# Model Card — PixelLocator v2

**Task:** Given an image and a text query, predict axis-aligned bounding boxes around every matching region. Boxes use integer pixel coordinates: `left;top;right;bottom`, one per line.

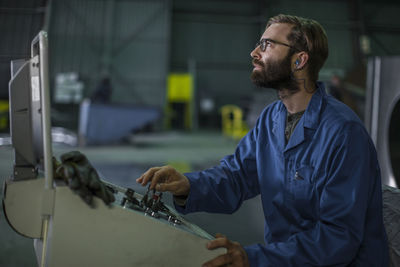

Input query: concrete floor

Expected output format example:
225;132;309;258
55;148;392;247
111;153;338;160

0;131;264;266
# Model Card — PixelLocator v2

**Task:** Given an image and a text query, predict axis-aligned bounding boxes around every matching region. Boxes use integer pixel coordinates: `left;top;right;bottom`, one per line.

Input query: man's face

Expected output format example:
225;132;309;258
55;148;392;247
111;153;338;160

250;23;299;92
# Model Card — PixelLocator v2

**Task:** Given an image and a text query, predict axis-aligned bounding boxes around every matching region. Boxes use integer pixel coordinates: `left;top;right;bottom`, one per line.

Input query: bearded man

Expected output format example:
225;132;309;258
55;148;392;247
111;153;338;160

137;14;389;266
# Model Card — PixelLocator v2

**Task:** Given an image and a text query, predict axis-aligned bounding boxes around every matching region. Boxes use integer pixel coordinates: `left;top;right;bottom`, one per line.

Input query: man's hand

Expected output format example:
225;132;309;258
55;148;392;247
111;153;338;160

136;166;190;196
203;234;249;267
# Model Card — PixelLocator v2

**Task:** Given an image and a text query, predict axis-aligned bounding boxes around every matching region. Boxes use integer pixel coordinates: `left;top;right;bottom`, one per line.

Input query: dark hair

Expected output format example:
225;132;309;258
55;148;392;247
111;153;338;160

266;14;329;82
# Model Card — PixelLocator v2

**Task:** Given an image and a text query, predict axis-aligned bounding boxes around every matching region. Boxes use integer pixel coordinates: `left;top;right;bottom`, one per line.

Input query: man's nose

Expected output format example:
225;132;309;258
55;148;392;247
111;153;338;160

250;47;260;59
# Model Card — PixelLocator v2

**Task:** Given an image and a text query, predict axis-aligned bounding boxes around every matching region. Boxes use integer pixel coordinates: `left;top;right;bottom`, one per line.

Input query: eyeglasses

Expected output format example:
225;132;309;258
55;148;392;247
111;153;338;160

255;38;297;52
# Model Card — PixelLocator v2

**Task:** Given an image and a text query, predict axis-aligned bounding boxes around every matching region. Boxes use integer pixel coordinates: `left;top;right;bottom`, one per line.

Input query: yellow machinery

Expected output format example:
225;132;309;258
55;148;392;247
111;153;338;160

166;73;193;130
0;100;9;130
221;105;249;140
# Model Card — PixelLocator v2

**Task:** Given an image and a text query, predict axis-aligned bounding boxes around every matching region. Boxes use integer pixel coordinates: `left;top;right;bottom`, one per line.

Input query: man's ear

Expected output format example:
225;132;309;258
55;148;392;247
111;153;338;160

293;52;309;70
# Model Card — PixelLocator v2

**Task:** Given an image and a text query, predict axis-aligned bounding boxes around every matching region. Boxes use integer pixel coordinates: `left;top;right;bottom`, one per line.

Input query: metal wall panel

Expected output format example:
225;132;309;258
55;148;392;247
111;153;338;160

49;0;170;108
112;0;169;107
0;0;46;99
171;0;259;117
363;3;400;55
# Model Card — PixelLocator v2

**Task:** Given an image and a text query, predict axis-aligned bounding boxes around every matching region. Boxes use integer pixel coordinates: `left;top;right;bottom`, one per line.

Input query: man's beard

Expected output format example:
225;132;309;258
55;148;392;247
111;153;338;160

250;52;300;96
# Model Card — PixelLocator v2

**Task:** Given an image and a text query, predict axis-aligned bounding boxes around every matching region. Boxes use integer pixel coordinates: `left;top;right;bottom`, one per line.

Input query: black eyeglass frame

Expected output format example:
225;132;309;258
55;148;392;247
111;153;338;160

255;38;299;52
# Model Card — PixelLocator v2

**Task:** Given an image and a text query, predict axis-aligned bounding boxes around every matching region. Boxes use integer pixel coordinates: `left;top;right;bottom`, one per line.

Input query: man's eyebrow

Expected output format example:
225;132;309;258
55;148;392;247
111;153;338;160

263;38;282;44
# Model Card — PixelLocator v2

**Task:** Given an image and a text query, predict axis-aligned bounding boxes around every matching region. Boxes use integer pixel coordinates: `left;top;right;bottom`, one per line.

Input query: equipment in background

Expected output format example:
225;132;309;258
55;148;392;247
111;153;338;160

220;104;249;140
365;56;400;188
165;73;194;130
3;31;224;267
0;100;8;131
78;99;161;145
54;72;84;104
90;77;112;104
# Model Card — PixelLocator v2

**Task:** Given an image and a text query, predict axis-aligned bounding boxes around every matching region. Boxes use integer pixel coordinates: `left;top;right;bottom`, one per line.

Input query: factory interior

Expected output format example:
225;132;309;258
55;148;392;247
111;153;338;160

1;0;400;266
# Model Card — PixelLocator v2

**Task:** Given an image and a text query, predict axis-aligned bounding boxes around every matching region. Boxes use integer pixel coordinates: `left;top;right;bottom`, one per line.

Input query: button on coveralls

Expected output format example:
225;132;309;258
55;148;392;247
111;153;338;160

175;83;389;266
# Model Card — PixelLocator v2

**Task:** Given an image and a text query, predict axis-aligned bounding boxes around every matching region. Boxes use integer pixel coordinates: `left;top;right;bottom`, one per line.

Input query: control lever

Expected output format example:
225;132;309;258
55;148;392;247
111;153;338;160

120;184;182;225
121;188;141;209
141;186;150;207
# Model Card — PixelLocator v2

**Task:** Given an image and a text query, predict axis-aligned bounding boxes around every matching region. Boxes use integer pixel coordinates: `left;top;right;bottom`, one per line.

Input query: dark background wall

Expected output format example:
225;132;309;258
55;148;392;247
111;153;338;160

0;0;48;99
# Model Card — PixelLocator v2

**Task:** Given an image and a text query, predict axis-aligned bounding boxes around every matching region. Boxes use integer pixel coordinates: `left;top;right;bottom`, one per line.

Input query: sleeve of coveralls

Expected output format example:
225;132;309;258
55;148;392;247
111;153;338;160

174;125;261;215
244;122;381;266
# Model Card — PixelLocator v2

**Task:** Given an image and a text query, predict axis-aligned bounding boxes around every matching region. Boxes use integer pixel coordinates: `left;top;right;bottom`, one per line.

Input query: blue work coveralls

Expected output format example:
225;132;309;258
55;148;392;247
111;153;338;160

175;83;389;266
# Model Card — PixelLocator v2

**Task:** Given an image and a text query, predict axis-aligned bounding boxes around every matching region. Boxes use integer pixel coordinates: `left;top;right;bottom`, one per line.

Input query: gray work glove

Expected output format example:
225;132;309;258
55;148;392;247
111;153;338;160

53;151;115;207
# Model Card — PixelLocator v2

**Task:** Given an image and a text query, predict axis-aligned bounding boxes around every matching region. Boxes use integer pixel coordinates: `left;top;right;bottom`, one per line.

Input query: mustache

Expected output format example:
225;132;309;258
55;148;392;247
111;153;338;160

252;59;264;67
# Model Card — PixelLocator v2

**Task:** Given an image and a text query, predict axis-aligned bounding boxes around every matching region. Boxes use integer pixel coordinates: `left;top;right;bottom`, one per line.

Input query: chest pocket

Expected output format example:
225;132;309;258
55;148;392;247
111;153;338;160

291;165;314;198
288;165;317;220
